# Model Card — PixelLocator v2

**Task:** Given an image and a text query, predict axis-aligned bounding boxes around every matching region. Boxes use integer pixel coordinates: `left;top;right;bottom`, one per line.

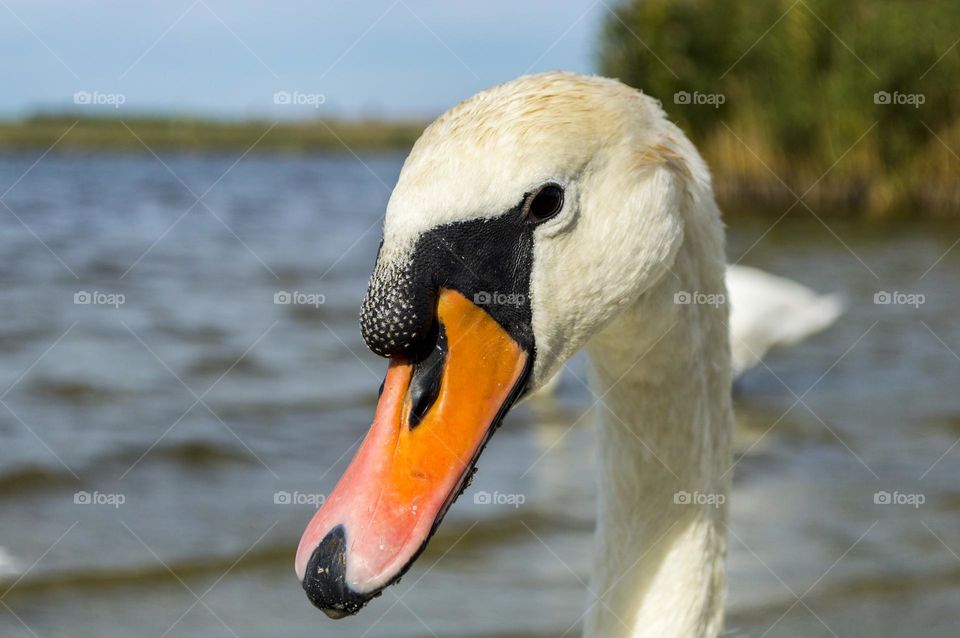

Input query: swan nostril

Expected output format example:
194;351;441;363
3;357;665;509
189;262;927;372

407;323;447;428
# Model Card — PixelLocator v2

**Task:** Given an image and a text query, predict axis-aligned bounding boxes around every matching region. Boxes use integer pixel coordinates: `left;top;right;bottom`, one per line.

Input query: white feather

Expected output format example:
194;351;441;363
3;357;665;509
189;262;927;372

535;264;845;395
726;265;844;376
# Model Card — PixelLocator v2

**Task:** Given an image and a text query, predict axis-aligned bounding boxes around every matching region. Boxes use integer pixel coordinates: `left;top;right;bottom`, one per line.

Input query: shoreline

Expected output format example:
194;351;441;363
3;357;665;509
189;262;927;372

2;116;957;218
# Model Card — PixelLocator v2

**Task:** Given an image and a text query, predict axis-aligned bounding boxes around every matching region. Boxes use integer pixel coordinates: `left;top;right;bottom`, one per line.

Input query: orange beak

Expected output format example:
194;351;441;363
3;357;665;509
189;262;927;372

295;289;530;617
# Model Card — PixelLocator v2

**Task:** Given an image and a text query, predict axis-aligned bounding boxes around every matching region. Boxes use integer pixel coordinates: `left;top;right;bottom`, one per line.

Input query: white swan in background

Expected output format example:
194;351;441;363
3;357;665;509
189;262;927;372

726;264;844;377
535;264;844;396
296;72;738;637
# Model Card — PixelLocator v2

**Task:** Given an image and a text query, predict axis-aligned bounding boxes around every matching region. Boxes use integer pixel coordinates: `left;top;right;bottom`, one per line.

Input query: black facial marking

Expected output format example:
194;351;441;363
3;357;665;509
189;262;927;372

407;323;446;428
360;202;535;361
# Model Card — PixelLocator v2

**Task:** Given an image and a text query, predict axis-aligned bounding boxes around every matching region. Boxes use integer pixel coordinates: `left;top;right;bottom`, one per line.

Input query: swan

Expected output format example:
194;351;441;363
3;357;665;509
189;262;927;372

296;72;734;637
534;264;844;395
726;264;844;377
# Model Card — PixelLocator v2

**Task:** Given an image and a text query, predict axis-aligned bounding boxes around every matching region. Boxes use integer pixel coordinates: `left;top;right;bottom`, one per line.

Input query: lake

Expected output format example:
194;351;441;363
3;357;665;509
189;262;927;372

0;151;958;637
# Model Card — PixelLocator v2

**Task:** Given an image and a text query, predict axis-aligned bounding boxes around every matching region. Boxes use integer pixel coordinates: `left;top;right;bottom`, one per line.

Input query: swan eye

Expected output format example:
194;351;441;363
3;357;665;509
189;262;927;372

523;184;564;223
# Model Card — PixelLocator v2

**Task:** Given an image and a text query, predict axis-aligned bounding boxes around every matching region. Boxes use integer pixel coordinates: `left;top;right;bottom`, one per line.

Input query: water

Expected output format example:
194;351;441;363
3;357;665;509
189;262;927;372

0;151;958;637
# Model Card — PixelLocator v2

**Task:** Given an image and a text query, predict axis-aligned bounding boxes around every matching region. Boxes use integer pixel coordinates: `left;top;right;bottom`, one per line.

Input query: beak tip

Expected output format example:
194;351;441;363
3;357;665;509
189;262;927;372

319;607;353;620
301;525;379;618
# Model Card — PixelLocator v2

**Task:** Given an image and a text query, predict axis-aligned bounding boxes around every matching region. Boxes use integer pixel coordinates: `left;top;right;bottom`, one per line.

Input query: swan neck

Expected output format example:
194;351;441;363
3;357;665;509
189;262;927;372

582;264;733;638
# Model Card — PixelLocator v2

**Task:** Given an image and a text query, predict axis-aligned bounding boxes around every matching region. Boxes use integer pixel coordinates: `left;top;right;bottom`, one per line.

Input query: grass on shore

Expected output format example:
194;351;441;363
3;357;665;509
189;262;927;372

3;103;959;219
0;115;426;154
601;0;960;217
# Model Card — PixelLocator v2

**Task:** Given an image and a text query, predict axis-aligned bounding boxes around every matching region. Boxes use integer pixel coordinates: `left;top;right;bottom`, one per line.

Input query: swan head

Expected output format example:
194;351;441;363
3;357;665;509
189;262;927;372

296;72;718;617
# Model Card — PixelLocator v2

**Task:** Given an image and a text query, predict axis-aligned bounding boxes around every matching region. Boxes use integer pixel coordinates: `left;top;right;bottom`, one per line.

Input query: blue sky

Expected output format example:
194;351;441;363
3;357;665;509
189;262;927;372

1;0;606;119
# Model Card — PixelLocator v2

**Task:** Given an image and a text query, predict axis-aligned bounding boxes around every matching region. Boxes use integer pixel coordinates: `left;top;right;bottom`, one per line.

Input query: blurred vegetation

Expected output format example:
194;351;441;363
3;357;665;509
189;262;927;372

600;0;960;217
0;115;425;154
4;2;958;217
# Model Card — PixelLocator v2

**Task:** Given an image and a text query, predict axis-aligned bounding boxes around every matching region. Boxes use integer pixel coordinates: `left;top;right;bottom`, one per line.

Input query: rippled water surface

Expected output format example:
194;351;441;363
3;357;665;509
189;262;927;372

0;151;958;637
